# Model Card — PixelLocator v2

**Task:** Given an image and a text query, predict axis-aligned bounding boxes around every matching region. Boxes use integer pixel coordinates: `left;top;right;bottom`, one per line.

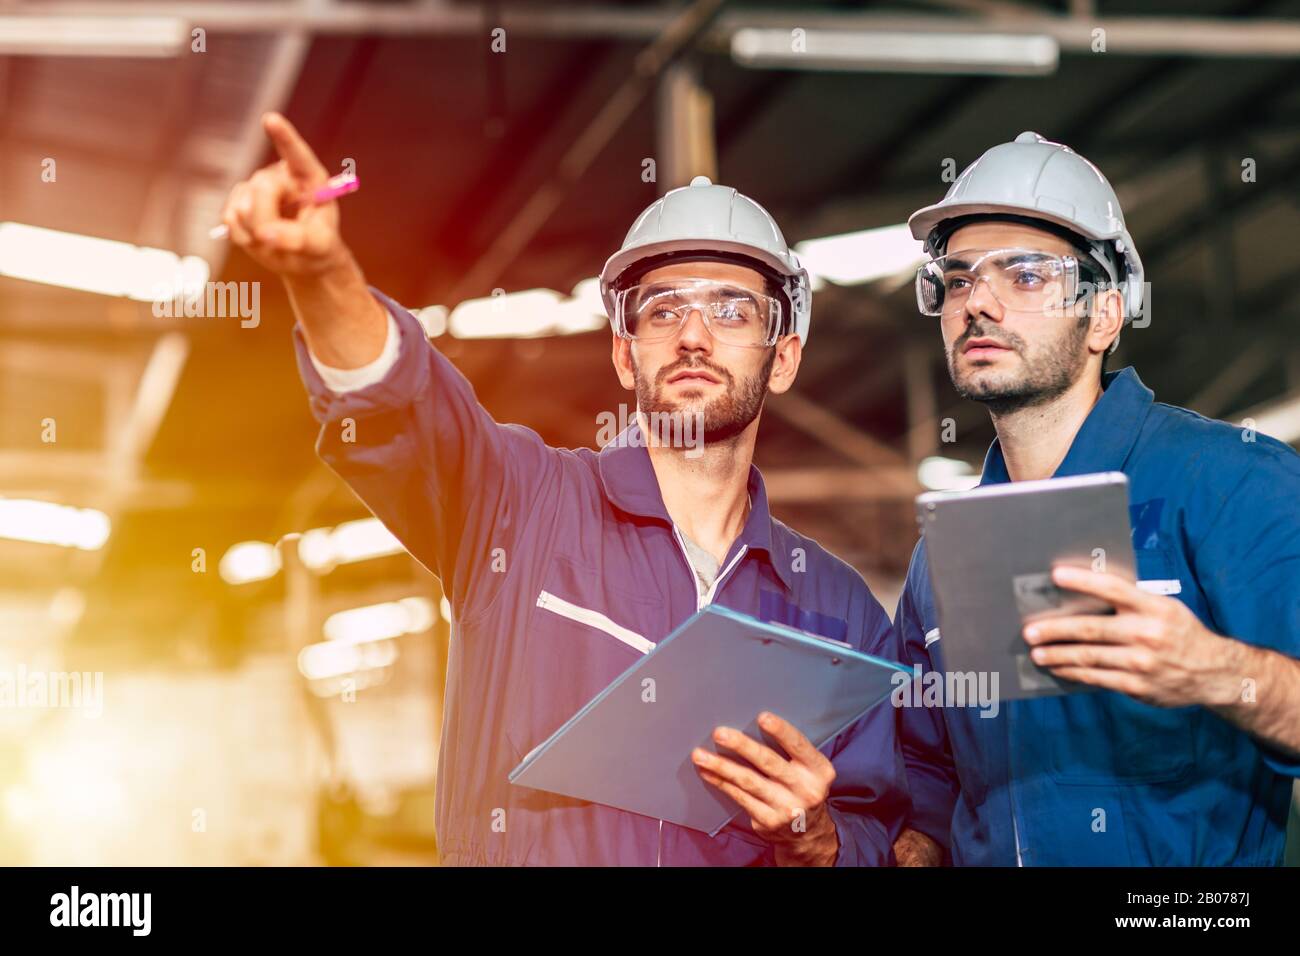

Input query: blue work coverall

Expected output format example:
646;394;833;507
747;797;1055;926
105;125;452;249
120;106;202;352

293;290;911;866
898;367;1300;865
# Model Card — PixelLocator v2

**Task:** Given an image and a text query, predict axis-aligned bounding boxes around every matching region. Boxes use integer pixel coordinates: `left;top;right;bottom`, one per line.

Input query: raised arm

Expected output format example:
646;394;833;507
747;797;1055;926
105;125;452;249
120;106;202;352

218;112;560;620
220;111;388;368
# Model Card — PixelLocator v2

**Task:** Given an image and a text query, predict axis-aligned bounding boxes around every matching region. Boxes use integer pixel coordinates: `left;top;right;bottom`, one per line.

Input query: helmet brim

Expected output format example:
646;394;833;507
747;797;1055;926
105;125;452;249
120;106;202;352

908;200;1123;246
600;238;802;293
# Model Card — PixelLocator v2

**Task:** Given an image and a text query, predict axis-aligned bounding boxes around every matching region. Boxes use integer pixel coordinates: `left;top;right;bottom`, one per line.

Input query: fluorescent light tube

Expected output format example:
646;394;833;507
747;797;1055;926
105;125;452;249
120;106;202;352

796;223;926;287
0;16;187;58
0;222;208;301
732;28;1059;76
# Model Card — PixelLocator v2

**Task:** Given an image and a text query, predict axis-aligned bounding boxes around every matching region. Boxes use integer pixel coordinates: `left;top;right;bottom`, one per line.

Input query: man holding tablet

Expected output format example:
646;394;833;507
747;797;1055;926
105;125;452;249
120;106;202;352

221;113;910;866
893;132;1300;866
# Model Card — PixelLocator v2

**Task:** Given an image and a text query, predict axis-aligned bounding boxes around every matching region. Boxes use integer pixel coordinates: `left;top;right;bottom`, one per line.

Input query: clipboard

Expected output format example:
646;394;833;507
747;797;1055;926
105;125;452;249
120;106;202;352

508;604;909;836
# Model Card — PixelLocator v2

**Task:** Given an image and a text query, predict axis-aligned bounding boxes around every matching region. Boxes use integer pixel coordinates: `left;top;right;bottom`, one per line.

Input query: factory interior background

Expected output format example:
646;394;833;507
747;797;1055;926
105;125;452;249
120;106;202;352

0;0;1298;865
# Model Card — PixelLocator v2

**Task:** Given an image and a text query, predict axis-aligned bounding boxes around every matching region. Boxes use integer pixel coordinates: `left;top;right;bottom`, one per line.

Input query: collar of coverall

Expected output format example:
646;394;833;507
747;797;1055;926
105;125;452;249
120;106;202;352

597;418;795;593
978;366;1155;487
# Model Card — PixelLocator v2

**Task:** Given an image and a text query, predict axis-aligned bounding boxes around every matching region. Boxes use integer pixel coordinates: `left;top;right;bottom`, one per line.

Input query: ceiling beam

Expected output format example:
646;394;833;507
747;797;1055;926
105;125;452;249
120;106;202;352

1141;142;1300;269
201;6;314;272
11;4;1300;58
419;40;615;302
442;0;728;303
1056;0;1287;152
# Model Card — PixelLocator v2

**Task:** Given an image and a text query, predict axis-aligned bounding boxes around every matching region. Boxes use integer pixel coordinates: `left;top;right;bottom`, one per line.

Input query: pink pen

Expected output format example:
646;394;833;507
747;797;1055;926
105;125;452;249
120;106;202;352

209;172;360;240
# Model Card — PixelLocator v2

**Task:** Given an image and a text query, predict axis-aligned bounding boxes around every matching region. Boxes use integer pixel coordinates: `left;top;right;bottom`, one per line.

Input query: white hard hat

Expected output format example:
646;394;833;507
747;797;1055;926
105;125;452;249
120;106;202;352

600;175;813;345
908;131;1144;322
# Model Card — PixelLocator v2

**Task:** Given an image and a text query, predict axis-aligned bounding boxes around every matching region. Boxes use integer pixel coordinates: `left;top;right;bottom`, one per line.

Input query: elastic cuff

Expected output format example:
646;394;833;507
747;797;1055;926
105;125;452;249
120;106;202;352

827;806;892;867
307;312;401;393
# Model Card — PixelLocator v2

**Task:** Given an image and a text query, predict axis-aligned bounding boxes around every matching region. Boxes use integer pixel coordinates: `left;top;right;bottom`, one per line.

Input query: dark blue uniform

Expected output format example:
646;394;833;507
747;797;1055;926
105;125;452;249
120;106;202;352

899;367;1300;865
294;290;911;865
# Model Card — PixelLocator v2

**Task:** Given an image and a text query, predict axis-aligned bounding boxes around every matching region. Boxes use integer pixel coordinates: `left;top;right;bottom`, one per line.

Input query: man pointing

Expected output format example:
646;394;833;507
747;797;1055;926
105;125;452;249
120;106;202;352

221;113;910;866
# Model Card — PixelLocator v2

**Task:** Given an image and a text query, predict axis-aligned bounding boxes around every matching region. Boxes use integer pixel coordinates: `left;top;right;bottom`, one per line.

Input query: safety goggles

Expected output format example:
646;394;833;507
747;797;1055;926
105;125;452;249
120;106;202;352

915;247;1099;318
612;278;784;348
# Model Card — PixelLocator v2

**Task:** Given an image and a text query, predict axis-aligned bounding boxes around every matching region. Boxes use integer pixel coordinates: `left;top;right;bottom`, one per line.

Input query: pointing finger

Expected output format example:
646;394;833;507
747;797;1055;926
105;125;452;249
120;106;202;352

263;111;327;182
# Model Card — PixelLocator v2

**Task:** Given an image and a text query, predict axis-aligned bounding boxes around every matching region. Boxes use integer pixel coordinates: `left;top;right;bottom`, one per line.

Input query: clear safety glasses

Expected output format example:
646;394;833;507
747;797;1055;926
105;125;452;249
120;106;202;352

915;247;1094;318
612;278;784;348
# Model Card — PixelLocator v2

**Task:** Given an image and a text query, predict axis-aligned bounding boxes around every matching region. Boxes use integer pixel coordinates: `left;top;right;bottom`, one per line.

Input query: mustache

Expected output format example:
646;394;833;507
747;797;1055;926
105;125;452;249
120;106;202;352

955;324;1022;353
655;356;734;387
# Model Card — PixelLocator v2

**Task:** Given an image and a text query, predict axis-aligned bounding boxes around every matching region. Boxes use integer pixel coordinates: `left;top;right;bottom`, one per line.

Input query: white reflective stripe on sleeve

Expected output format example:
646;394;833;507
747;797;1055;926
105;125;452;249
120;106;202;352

536;590;655;655
1136;579;1183;596
924;627;941;647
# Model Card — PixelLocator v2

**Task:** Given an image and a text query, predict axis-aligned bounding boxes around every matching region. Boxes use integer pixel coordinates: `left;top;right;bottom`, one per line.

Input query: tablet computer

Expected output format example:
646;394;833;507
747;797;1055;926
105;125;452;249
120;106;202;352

916;471;1135;700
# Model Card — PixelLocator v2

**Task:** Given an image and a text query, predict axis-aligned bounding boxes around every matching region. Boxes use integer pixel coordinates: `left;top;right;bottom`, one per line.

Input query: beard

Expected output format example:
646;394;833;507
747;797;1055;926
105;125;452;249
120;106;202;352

634;349;774;446
947;314;1091;415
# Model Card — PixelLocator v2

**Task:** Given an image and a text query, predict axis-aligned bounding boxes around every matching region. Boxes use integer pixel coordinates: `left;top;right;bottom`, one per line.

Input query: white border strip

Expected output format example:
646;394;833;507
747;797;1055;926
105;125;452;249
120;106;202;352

536;590;655;655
